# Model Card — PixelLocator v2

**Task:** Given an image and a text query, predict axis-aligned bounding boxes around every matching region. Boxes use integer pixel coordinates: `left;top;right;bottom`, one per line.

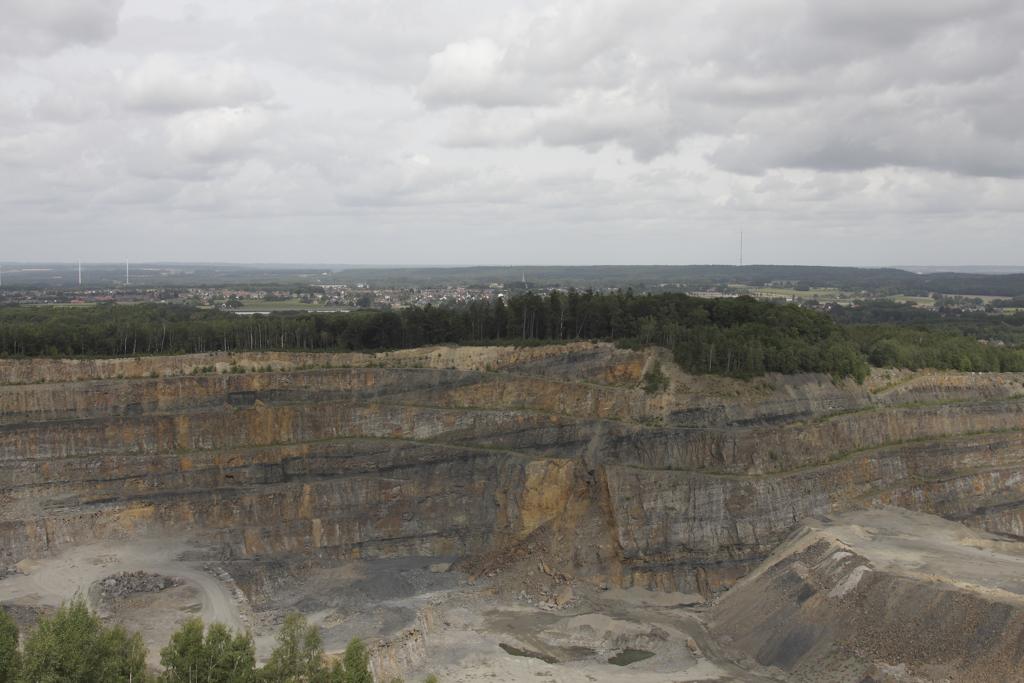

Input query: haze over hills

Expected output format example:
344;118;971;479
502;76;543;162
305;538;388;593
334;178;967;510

7;262;1024;297
896;266;1024;275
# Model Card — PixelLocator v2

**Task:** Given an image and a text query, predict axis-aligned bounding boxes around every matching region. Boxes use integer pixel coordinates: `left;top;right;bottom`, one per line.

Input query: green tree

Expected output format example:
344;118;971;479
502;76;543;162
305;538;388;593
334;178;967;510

326;660;345;683
642;361;669;394
161;618;204;681
161;618;256;683
205;623;257;683
0;608;19;683
19;596;146;683
340;639;372;683
260;614;325;683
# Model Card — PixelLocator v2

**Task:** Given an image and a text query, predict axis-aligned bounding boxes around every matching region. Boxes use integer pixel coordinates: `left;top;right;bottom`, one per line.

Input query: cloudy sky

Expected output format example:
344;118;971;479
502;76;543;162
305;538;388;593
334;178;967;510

1;0;1022;265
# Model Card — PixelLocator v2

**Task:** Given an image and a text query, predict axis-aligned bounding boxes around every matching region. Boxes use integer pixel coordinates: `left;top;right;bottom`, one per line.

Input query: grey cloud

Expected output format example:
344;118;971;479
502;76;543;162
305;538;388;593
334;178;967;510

418;1;665;109
122;56;274;113
711;90;1024;179
34;89;111;123
440;110;536;148
417;0;1024;173
3;0;1024;265
534;101;687;162
33;75;117;123
0;0;124;55
805;0;1013;47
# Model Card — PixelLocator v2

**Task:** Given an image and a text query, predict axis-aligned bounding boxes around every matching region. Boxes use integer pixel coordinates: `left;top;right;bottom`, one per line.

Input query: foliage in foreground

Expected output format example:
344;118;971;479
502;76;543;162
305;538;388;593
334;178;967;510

0;608;19;683
160;618;256;682
14;596;147;683
0;603;436;683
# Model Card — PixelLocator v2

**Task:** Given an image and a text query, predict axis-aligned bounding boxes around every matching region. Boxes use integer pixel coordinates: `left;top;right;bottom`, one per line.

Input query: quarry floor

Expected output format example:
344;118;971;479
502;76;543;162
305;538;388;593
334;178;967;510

0;535;776;681
7;507;1024;680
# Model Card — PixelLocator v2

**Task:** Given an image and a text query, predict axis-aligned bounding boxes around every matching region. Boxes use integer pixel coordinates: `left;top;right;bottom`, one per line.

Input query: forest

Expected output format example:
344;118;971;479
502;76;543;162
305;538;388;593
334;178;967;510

2;291;1024;379
0;598;430;683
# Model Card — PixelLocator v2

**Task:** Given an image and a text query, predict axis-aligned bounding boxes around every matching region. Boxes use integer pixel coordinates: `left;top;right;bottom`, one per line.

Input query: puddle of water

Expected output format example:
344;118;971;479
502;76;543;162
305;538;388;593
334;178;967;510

608;648;655;666
499;642;559;664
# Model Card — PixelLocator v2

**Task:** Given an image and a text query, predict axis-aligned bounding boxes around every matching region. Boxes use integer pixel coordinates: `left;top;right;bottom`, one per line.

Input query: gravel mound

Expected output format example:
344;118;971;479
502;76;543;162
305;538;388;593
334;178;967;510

99;571;178;599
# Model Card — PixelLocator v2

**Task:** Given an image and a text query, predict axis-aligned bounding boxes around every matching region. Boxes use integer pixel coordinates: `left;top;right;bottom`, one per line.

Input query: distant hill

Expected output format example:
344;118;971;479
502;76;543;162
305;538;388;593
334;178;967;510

330;265;1024;297
6;262;1024;297
895;266;1024;275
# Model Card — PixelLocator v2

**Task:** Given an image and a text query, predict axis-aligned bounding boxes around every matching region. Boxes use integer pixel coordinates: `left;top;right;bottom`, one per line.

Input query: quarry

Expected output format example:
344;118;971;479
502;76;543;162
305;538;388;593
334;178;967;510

4;342;1024;681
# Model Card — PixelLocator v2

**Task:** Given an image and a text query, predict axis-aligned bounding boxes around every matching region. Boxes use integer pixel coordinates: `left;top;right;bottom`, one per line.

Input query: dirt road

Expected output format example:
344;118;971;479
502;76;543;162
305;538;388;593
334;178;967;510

1;537;244;662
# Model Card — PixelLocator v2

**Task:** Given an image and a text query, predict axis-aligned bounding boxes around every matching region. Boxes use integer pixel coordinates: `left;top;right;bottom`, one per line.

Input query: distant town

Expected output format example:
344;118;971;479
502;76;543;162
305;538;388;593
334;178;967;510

0;263;1018;315
0;280;1002;316
0;281;532;312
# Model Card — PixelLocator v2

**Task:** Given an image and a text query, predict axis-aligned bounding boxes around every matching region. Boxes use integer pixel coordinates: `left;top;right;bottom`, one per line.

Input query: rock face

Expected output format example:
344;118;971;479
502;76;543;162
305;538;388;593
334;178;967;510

710;508;1024;682
2;343;1024;594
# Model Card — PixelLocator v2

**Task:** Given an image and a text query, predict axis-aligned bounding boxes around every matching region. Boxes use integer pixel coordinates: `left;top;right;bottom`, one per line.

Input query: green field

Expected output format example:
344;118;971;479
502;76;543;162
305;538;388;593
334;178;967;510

887;295;936;308
728;285;850;301
725;285;944;310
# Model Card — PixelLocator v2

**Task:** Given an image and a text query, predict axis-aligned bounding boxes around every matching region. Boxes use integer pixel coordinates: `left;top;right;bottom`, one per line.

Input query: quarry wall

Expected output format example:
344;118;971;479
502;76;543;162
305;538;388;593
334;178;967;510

3;344;1024;594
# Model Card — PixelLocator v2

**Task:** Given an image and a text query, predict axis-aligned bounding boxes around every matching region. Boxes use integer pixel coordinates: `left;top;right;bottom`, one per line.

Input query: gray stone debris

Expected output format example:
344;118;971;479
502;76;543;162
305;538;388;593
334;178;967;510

99;571;177;599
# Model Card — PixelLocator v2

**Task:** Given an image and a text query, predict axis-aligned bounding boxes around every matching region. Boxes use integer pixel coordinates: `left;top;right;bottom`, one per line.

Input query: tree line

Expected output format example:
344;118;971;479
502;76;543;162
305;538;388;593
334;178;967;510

4;292;1024;379
0;599;434;683
845;325;1024;373
827;300;1024;372
829;300;1024;345
0;293;868;379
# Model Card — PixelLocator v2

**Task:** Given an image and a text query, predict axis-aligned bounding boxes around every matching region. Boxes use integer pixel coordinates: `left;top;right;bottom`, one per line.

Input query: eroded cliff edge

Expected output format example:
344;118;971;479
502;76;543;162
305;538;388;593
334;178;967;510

2;343;1024;597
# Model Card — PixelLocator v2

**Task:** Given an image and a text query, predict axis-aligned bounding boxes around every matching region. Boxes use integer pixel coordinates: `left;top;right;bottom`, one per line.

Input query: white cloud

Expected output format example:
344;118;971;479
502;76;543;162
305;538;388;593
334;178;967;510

418;39;532;107
166;106;269;161
123;55;273;113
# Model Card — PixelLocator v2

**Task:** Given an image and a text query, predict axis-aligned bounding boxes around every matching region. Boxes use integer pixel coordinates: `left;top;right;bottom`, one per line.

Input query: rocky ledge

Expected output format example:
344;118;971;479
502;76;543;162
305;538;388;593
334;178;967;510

1;343;1024;596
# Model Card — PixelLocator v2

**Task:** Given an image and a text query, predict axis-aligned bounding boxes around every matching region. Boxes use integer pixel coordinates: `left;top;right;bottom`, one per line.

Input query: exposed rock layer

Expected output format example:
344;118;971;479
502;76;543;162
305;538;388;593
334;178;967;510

2;344;1024;593
710;508;1024;682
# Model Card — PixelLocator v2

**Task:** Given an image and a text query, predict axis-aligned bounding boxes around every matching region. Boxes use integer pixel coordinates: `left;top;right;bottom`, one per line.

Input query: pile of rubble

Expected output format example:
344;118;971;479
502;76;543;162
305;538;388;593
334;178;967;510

504;561;577;610
460;526;581;609
99;571;177;599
